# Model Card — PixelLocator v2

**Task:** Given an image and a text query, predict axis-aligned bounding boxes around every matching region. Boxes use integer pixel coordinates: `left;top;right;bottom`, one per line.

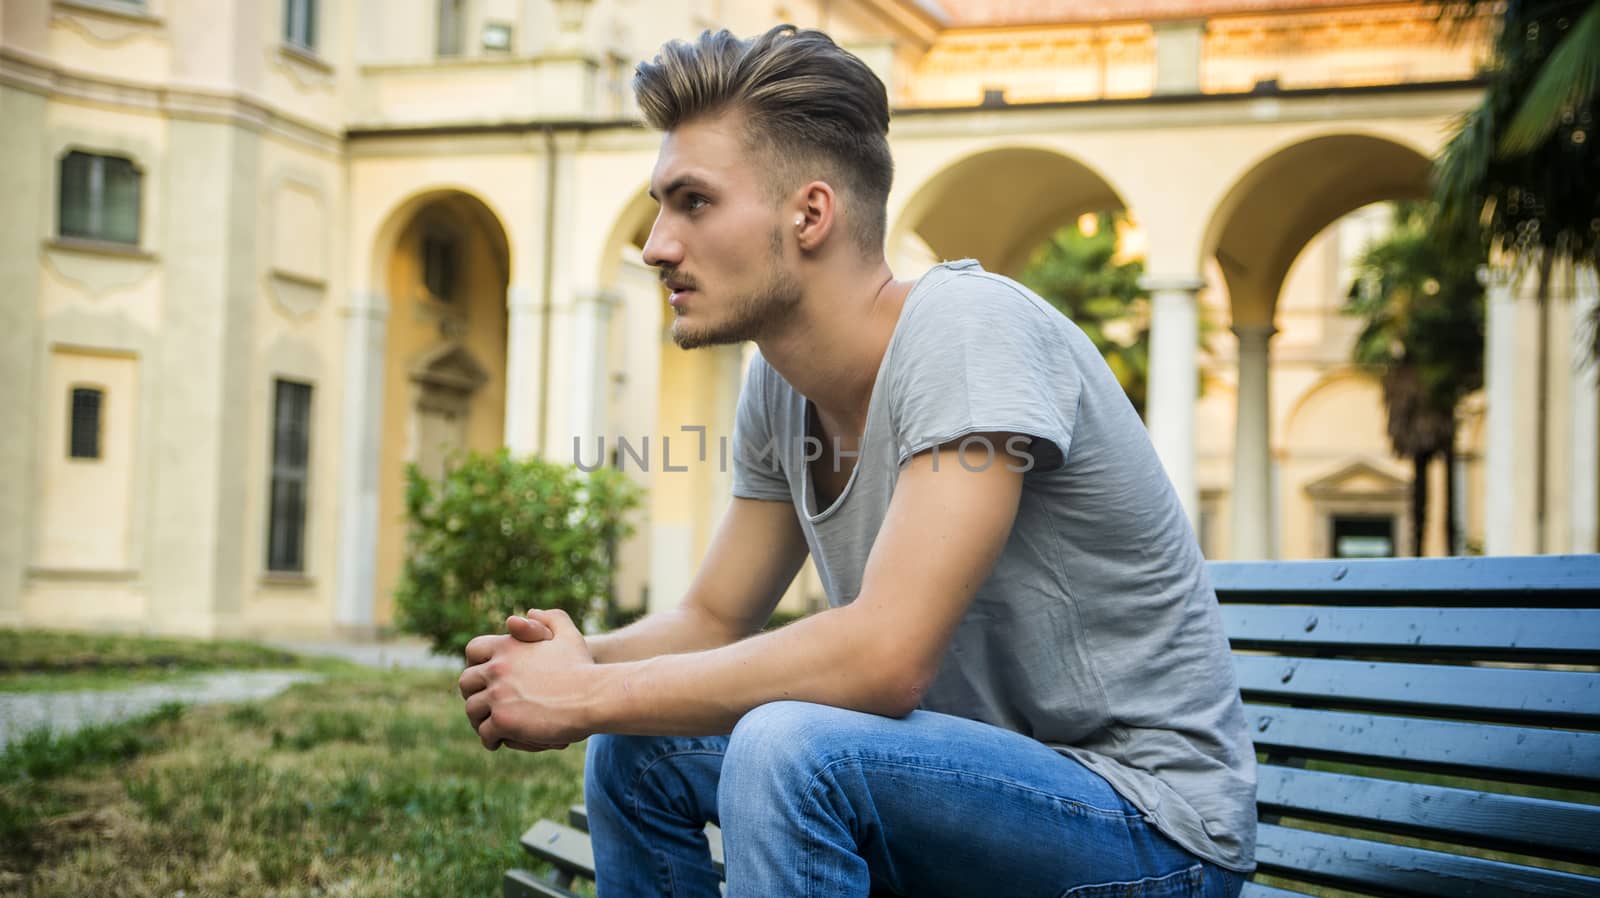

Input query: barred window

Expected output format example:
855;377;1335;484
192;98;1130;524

69;387;103;460
59;151;141;246
267;379;313;573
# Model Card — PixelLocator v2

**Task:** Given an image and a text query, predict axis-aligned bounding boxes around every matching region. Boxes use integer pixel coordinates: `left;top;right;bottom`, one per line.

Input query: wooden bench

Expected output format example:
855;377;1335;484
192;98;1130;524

504;554;1600;898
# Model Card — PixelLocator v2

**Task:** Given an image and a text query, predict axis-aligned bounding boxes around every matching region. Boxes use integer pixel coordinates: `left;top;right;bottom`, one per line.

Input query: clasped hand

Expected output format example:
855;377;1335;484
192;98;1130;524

458;608;594;752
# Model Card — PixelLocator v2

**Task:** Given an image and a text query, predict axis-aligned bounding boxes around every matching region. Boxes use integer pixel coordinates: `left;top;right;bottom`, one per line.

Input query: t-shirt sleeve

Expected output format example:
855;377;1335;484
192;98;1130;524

889;273;1081;473
731;355;794;501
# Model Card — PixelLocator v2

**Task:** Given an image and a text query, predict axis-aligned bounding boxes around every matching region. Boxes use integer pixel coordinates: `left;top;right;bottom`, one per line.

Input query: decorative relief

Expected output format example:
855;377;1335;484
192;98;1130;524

51;1;165;45
43;241;157;296
267;270;326;320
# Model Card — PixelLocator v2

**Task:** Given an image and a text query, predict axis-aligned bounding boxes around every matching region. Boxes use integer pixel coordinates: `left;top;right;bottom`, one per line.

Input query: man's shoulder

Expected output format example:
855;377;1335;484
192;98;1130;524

907;260;1059;330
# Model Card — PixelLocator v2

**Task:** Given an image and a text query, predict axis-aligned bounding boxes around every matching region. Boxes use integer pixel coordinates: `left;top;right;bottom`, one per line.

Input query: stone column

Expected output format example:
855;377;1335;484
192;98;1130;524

1230;323;1277;559
335;290;387;632
567;288;621;461
1483;264;1539;555
504;285;540;455
1571;266;1599;553
1141;275;1205;525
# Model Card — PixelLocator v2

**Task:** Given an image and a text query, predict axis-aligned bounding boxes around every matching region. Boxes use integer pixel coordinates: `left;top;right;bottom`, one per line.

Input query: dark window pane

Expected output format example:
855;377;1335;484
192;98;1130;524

58;152;92;239
101;156;141;245
69;388;103;460
58;151;140;245
423;232;457;300
437;0;462;55
1332;515;1395;559
268;380;312;572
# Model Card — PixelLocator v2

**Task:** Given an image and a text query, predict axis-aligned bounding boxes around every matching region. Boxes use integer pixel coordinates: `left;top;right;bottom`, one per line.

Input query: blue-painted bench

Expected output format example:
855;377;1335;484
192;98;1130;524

504;555;1600;898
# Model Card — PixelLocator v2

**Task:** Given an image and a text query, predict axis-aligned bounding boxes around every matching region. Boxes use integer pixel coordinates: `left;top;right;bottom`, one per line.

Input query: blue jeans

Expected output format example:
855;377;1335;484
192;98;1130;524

584;701;1245;898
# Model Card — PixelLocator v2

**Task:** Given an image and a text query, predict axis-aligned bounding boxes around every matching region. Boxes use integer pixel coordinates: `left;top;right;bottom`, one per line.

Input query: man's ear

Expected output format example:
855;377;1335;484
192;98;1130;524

793;180;838;251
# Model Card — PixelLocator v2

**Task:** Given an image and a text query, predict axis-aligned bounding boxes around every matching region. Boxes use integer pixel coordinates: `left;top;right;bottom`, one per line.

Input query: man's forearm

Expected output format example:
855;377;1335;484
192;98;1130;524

586;603;750;664
582;603;925;737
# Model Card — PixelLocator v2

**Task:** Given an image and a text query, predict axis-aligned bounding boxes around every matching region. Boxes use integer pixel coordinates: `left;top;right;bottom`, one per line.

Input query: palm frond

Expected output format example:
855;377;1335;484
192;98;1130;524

1498;2;1600;157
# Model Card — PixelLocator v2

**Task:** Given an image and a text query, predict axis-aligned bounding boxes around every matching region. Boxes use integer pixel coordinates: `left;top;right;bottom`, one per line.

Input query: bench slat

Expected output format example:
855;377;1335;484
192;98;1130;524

1234;655;1600;722
1245;705;1600;785
1256;765;1600;862
520;820;595;880
1239;883;1315;898
503;868;581;898
1256;823;1600;898
1211;555;1600;597
1222;606;1600;657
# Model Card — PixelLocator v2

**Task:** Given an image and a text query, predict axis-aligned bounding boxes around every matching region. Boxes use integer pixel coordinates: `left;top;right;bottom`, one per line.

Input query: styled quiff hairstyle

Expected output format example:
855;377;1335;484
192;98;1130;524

633;25;894;256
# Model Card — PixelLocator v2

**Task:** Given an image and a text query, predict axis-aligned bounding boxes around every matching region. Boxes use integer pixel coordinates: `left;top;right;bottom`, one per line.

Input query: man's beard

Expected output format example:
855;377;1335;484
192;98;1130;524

671;227;800;350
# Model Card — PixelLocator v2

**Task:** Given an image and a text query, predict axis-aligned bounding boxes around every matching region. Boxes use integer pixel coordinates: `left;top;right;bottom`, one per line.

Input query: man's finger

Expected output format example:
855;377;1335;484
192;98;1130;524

459;664;489;700
477;715;504;751
507;615;554;643
464;689;492;728
465;633;505;665
526;607;582;640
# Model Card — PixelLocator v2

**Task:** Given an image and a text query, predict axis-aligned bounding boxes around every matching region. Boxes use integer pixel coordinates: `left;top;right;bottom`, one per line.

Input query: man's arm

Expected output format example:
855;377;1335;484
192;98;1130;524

462;435;1025;747
585;497;811;663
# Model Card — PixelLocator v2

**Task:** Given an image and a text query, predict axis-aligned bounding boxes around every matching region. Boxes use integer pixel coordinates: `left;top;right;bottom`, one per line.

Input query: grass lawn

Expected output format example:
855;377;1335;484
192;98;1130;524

0;655;586;896
0;629;356;692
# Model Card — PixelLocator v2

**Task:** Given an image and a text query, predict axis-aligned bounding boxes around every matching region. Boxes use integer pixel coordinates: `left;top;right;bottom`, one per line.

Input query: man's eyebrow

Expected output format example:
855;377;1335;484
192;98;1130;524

647;174;712;202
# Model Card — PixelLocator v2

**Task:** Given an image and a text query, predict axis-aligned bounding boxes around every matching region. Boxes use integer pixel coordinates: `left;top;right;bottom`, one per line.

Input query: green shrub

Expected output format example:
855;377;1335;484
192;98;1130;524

395;449;640;656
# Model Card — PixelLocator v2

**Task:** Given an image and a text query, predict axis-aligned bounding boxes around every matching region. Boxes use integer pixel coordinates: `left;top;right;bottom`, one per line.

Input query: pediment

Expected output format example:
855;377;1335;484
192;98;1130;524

409;342;488;394
1304;460;1409;499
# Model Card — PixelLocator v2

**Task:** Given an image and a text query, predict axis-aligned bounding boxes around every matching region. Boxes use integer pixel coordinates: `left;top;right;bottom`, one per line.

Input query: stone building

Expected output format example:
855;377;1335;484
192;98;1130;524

1;0;1593;638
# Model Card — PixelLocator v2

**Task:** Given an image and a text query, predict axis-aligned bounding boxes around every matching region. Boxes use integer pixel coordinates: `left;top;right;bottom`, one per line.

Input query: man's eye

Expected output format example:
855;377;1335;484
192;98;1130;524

685;194;709;211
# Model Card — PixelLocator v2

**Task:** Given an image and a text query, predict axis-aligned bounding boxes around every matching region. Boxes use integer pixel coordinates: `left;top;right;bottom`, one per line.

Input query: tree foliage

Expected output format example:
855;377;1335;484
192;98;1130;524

1018;212;1156;415
395;449;641;656
1434;1;1600;286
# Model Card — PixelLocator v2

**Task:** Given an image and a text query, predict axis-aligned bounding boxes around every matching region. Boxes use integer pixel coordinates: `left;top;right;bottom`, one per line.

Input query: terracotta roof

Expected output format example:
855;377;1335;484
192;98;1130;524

927;0;1403;26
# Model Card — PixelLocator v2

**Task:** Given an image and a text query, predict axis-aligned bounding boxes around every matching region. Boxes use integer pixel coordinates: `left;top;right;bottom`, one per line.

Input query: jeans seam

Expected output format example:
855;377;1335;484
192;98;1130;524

801;752;1141;822
628;747;725;898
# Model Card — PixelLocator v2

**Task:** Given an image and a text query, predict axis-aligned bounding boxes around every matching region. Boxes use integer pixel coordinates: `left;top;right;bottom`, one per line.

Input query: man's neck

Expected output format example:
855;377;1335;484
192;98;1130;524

755;258;915;437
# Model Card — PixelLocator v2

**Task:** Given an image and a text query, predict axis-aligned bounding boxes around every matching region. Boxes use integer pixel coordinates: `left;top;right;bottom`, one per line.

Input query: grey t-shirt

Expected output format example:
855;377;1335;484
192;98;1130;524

730;259;1257;872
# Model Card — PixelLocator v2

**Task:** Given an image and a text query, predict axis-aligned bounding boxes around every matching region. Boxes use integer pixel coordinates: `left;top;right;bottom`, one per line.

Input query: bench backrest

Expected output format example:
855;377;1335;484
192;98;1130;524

1210;555;1600;898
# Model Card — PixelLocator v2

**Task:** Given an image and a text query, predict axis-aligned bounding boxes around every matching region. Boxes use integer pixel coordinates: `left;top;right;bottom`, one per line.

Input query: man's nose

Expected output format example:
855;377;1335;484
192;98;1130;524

641;212;681;269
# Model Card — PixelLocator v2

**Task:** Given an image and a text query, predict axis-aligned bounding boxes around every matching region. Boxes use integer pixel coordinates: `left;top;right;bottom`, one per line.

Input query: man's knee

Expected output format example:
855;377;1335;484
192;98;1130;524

584;733;654;802
723;701;861;794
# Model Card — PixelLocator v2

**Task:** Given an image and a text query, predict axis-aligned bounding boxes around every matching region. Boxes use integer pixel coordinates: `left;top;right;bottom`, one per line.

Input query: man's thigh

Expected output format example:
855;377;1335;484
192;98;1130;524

720;702;1238;898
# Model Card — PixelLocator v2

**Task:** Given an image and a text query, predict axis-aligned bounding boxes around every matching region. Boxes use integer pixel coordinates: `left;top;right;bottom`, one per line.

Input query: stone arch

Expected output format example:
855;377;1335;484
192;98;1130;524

1200;132;1432;328
369;188;511;624
888;144;1129;278
1283;367;1391;452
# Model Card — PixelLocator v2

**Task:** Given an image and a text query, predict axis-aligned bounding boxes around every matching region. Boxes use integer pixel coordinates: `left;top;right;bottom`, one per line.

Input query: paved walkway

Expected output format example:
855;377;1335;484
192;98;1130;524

0;670;320;751
0;638;461;752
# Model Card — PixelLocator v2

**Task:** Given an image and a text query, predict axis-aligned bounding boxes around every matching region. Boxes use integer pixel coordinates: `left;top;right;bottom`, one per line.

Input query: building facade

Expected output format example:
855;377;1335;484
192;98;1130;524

2;0;1593;638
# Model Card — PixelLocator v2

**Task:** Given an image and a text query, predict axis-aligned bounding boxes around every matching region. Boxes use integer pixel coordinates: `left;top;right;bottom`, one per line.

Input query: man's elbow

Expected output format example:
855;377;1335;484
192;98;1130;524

863;664;934;719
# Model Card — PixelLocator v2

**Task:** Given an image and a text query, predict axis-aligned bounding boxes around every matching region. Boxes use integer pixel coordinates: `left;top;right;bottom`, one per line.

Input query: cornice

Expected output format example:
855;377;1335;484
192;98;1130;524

0;46;343;156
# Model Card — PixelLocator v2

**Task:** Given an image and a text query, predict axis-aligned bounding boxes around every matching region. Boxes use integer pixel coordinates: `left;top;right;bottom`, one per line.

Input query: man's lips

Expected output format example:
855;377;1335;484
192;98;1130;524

665;283;696;306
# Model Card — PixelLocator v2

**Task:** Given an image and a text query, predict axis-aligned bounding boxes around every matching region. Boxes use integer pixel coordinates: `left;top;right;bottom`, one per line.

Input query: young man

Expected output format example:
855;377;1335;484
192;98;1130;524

459;25;1255;898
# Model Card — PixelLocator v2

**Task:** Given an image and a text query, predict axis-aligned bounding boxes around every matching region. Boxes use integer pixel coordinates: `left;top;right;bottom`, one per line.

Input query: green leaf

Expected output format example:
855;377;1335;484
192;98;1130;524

1498;2;1600;157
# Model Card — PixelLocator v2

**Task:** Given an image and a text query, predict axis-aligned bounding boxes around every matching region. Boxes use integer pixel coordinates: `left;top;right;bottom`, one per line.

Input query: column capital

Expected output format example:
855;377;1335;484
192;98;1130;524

1476;264;1518;290
1230;322;1278;342
1139;275;1206;294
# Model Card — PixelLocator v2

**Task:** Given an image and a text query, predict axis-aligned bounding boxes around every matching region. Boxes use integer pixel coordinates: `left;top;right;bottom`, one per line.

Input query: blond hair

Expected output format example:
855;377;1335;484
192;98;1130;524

634;25;893;255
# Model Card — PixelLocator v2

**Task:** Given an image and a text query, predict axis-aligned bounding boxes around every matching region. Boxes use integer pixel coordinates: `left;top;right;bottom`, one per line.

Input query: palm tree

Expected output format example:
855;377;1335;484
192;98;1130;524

1346;202;1487;555
1435;0;1599;309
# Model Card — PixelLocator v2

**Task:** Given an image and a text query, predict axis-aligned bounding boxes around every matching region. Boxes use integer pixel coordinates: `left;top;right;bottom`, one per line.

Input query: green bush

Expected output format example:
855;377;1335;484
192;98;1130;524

395;449;640;656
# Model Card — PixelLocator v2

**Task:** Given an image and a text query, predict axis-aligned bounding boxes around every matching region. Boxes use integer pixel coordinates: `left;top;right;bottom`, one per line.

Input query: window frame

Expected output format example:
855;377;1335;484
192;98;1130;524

57;150;142;247
266;378;314;574
67;385;105;461
282;0;317;53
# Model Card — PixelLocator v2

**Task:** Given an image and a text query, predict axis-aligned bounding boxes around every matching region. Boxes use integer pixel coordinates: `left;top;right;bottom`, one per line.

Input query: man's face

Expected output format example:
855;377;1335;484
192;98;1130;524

643;111;801;349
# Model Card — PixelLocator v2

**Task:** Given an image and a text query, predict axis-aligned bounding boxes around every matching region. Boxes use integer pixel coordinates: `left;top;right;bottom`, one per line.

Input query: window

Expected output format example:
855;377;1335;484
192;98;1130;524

1331;515;1396;558
423;231;458;301
58;151;141;245
437;0;463;56
267;379;312;573
68;387;104;460
283;0;317;52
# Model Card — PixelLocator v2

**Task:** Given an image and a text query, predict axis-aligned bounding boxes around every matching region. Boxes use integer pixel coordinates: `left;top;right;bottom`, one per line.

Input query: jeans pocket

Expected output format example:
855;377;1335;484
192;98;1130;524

1058;862;1203;898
